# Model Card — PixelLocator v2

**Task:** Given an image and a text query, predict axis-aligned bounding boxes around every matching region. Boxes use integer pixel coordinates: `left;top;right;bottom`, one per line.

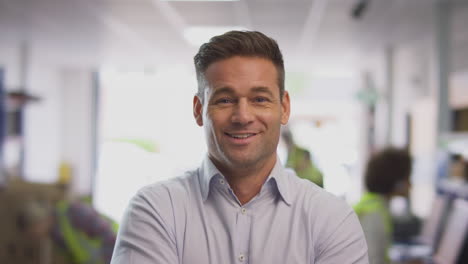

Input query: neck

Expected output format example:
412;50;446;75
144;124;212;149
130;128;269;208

213;156;277;205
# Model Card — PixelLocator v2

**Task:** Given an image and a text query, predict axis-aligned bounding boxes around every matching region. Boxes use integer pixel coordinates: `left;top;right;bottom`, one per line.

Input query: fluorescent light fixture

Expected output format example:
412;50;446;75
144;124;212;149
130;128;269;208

183;26;248;46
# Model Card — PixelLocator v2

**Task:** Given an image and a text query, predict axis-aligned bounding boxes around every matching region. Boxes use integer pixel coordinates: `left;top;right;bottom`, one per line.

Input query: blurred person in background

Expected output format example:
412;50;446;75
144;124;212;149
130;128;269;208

354;147;412;264
449;154;468;183
282;127;323;187
111;30;368;263
19;179;118;264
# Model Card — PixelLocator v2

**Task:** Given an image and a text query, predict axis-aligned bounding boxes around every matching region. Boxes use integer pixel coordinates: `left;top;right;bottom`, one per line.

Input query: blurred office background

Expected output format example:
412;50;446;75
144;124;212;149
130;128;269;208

1;0;468;263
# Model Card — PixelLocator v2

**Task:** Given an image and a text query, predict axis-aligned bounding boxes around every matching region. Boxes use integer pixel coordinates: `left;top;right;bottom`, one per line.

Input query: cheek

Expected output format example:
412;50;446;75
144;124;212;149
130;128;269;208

258;110;282;125
205;112;225;135
207;109;230;124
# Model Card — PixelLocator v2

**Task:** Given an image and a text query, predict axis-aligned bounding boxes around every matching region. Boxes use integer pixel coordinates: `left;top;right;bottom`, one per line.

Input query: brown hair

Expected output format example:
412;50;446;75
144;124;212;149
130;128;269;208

365;147;412;195
193;30;285;102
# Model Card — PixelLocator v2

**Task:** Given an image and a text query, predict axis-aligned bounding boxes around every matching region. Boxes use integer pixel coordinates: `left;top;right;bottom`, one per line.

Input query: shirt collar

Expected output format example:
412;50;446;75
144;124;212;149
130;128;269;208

199;155;223;202
198;155;292;205
267;157;292;205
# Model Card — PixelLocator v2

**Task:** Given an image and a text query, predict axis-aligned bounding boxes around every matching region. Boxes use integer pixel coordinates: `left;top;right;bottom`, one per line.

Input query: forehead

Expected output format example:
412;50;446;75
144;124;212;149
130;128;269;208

203;56;279;95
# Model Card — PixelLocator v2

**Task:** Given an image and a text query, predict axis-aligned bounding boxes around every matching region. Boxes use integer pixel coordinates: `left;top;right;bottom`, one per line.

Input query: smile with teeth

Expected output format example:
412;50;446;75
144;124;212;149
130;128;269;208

226;133;257;139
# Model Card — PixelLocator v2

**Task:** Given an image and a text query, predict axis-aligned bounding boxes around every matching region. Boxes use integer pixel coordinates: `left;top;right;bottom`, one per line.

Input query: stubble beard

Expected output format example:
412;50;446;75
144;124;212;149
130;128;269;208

210;139;278;175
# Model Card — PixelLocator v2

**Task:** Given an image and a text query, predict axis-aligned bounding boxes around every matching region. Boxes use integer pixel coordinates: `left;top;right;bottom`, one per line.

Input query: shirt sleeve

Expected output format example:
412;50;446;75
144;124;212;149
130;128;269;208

111;187;179;264
315;205;369;264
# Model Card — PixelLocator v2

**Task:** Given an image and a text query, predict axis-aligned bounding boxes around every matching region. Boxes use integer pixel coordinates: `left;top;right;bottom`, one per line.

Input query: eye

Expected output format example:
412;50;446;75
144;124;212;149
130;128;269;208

254;97;269;103
215;98;234;104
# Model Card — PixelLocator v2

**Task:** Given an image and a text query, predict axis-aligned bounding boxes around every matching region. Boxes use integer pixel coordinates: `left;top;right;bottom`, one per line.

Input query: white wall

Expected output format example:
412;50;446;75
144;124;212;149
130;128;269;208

59;69;95;196
24;67;93;195
24;67;95;196
394;34;441;146
23;65;62;183
0;43;95;195
0;43;21;90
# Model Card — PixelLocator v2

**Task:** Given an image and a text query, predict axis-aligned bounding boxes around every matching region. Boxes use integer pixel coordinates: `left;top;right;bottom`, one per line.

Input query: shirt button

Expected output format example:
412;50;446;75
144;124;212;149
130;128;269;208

241;208;247;214
220;179;225;184
238;254;245;262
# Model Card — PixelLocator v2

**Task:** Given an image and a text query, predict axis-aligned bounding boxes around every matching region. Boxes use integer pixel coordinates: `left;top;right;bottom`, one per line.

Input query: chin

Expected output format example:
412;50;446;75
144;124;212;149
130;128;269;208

228;152;274;168
221;153;253;167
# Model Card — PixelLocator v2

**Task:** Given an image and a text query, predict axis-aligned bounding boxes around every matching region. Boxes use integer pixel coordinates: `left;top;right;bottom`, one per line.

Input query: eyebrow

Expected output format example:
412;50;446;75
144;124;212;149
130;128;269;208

211;86;275;98
211;87;235;98
251;86;275;97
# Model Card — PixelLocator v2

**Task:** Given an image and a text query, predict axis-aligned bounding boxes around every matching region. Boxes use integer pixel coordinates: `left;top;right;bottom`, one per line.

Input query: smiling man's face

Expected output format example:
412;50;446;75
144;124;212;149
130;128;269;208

193;56;290;172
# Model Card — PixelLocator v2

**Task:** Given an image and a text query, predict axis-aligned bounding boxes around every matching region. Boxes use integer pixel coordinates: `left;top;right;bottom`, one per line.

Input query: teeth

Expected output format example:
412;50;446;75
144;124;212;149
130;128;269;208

229;133;254;139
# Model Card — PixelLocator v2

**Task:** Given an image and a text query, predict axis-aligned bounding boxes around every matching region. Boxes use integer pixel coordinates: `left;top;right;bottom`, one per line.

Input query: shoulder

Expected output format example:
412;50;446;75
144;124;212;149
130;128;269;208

123;169;200;226
119;170;199;239
287;176;368;262
287;170;353;217
132;169;199;212
113;171;199;263
287;171;364;246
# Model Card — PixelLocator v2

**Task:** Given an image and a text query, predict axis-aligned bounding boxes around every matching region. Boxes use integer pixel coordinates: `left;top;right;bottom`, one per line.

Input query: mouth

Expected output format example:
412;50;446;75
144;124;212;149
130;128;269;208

224;132;257;139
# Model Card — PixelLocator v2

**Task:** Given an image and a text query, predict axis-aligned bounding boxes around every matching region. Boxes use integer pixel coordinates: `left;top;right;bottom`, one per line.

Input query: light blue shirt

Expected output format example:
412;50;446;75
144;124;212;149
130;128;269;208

111;156;368;264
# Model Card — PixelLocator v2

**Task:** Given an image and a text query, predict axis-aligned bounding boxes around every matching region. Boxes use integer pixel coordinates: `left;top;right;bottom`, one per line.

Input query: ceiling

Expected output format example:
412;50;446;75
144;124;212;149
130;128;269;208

0;0;467;74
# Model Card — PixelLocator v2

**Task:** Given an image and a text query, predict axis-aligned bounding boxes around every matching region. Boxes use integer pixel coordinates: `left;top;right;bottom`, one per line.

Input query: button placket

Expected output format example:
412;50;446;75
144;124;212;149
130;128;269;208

235;205;250;264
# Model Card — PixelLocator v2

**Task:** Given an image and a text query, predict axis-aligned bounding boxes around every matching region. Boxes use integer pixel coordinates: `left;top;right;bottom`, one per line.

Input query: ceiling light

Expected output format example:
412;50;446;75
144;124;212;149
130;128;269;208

183;26;248;46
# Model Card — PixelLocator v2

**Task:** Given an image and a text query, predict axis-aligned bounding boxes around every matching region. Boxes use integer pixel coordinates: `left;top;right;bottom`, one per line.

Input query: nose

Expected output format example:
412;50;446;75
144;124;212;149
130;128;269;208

231;98;254;125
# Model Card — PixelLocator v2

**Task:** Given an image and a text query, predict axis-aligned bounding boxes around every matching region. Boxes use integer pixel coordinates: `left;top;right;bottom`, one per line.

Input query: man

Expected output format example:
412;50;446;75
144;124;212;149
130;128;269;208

111;31;368;263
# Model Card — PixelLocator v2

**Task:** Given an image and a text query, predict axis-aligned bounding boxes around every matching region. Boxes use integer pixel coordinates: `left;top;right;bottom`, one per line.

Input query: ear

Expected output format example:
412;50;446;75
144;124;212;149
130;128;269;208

280;91;291;125
193;95;204;126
